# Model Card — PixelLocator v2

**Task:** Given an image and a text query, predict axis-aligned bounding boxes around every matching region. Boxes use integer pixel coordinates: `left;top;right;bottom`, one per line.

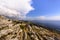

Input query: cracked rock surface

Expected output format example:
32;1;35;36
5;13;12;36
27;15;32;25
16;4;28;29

0;16;60;40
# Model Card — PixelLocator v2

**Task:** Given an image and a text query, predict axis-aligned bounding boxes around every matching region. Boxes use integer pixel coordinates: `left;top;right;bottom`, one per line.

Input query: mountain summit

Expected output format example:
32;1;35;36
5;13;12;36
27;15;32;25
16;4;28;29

0;15;60;40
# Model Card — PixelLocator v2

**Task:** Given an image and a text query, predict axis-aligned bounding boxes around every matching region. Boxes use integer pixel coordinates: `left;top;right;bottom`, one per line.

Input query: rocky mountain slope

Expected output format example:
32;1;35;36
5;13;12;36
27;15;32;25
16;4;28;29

0;15;60;40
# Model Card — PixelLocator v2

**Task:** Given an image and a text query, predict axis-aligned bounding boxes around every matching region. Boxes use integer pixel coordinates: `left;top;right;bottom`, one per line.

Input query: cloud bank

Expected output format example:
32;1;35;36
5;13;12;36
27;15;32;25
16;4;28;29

36;16;60;20
0;0;34;19
22;16;60;20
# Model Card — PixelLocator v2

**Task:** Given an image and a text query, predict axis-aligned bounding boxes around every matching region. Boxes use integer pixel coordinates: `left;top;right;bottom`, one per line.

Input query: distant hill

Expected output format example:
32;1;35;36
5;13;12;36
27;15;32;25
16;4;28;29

0;15;60;40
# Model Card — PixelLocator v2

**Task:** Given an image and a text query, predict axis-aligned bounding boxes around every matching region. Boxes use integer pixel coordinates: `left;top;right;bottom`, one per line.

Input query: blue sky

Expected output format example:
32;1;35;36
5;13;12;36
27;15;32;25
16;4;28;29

27;0;60;17
0;0;60;20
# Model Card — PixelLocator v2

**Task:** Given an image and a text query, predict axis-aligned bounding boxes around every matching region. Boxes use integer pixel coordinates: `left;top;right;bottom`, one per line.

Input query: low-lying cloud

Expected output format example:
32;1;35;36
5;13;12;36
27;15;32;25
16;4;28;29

36;16;60;20
0;0;34;19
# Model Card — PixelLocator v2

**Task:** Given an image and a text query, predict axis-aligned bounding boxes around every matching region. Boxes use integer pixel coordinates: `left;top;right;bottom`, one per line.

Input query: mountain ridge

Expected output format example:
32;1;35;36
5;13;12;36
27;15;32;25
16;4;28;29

0;15;60;40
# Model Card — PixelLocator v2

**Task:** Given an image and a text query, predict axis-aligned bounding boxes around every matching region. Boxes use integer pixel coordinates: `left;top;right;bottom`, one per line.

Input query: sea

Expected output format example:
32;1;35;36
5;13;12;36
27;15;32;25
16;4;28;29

31;20;60;31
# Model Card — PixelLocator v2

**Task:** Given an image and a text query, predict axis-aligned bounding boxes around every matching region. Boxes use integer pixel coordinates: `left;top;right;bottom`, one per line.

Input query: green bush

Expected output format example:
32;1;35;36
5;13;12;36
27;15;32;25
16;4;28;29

20;25;25;29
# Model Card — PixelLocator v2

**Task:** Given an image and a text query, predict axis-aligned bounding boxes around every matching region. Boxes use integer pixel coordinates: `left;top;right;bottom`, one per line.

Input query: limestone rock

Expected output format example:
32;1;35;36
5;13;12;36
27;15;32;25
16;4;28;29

0;15;60;40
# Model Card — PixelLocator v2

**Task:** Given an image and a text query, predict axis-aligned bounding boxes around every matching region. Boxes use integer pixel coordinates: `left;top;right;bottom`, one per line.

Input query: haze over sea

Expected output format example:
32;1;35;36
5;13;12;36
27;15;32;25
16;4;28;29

31;20;60;31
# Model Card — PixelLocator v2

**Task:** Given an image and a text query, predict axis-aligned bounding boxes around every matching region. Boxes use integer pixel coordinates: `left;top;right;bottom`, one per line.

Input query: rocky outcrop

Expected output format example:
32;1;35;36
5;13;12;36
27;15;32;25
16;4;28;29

0;16;60;40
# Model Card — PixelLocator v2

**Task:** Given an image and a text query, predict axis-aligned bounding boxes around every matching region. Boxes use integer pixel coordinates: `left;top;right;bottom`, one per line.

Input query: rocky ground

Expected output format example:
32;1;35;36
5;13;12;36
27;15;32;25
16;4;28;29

0;15;60;40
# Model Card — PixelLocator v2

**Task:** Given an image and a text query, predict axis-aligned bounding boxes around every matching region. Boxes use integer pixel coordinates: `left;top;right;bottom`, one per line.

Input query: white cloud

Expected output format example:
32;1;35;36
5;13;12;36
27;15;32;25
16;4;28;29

36;16;60;20
0;0;34;19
